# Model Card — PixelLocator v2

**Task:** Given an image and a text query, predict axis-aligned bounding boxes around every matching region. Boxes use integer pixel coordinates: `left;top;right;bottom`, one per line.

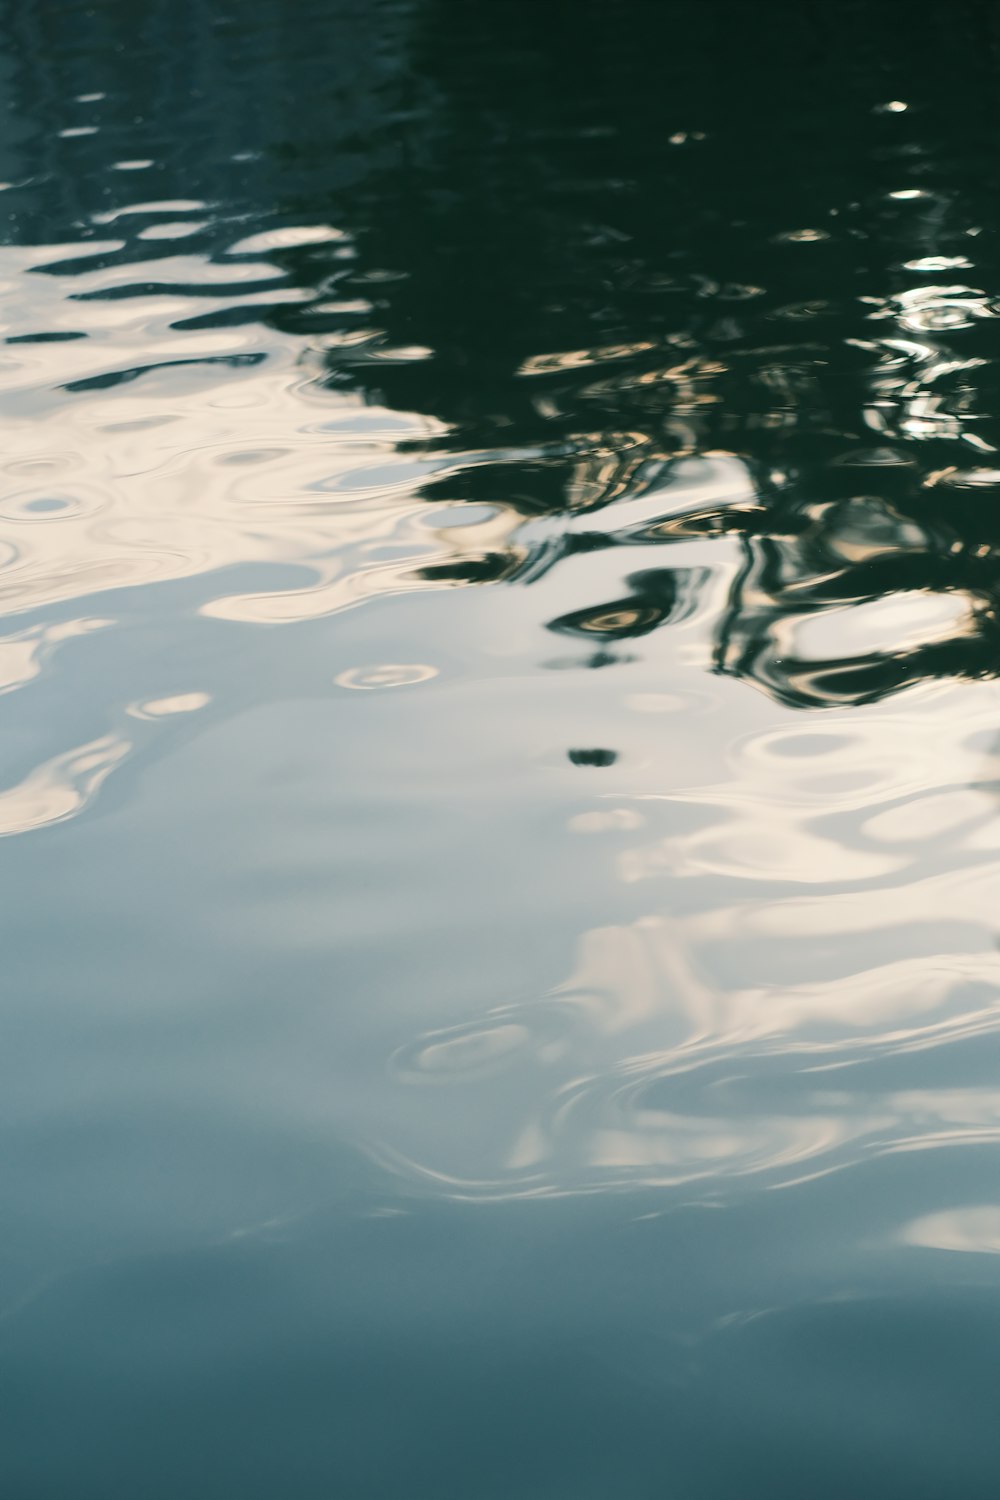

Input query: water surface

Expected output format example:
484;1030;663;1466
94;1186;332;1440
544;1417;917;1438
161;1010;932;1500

3;2;1000;1495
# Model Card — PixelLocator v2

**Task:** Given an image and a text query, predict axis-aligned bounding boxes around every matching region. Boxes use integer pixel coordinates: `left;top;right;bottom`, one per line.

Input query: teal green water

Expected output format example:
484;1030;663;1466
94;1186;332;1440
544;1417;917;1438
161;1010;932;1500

3;1;1000;1494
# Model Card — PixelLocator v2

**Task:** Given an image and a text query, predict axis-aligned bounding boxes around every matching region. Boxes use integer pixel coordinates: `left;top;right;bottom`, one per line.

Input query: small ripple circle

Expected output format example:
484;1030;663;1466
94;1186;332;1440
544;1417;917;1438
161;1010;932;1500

336;663;438;691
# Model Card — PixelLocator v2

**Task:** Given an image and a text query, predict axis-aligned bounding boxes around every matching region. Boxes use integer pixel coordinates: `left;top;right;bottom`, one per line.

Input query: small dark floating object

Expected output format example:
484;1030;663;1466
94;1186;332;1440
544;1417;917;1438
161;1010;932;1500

568;748;617;767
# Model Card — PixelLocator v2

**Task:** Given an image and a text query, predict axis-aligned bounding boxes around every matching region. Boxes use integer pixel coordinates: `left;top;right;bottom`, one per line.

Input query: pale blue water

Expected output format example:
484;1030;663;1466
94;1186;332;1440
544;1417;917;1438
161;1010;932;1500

3;2;1000;1495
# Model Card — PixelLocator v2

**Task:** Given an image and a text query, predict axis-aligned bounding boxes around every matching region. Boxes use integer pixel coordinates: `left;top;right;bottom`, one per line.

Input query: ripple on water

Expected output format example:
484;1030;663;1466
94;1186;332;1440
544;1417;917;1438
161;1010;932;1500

0;486;108;523
126;692;210;719
7;9;1000;1498
0;734;130;838
335;664;438;690
358;684;1000;1201
1;43;1000;1255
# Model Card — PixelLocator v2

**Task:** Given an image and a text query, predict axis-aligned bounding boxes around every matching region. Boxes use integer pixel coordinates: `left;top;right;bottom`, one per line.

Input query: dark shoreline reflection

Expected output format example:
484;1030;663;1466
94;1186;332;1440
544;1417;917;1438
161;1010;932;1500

2;0;1000;706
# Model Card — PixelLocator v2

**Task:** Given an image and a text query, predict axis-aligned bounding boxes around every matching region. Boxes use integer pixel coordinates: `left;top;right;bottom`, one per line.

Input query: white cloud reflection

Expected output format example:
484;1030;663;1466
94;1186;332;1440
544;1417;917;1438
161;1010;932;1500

902;1205;1000;1253
363;681;1000;1203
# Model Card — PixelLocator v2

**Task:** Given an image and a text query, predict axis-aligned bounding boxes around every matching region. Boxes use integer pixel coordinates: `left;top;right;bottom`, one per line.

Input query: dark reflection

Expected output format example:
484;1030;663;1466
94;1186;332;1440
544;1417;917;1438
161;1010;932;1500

567;748;617;767
715;481;1000;707
4;0;1000;705
551;573;684;642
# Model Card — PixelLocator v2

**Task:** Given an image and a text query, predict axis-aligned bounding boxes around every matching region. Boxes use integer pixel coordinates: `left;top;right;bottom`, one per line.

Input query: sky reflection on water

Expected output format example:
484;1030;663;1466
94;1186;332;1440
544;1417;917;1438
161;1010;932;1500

4;2;1000;1496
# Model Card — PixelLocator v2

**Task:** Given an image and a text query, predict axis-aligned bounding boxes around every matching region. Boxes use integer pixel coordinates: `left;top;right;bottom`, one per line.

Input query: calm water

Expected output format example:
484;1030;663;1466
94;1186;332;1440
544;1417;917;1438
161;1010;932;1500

3;1;1000;1494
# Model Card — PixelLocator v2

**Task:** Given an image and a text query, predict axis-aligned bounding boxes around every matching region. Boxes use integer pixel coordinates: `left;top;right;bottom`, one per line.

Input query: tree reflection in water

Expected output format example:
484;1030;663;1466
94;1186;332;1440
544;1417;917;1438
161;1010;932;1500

5;0;1000;708
314;0;1000;712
